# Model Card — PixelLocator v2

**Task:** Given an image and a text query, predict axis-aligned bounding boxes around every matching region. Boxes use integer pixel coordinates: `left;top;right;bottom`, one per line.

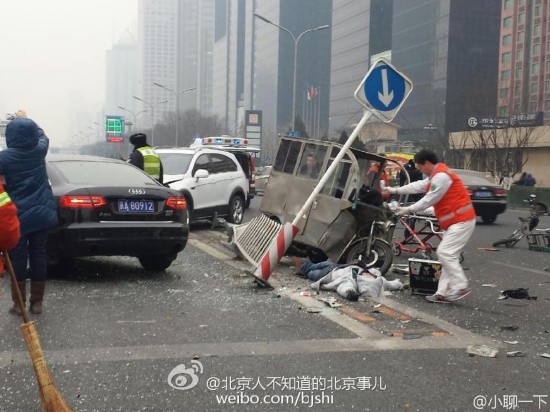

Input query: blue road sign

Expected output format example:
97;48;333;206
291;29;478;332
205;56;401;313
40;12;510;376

354;58;413;122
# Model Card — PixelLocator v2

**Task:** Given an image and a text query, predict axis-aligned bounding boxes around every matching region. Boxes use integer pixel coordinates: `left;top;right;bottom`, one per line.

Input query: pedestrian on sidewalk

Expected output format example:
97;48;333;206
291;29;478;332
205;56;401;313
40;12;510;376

382;149;476;303
0;113;58;315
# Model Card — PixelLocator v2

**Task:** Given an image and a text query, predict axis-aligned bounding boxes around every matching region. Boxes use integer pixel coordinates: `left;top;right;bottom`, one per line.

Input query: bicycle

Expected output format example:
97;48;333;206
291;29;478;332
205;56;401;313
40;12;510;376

492;194;550;248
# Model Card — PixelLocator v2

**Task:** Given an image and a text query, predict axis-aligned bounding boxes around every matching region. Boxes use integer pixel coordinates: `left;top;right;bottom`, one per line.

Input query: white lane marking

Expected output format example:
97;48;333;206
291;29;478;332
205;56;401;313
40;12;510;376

116;320;157;324
0;333;496;368
494;261;550;277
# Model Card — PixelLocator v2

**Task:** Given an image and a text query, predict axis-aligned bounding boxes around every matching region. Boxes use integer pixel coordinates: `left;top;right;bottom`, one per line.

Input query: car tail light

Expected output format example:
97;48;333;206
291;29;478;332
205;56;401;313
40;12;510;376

60;195;107;208
494;188;507;197
166;196;187;209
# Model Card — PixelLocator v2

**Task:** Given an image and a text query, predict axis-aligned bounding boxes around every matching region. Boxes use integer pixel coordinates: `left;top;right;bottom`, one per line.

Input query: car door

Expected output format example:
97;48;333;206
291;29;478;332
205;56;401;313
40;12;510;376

189;153;218;209
206;152;242;206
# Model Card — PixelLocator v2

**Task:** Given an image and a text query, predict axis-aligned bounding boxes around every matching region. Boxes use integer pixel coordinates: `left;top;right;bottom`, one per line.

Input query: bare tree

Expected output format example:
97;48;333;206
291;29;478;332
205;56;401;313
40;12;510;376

446;131;473;169
449;125;541;185
154;109;226;147
469;126;539;180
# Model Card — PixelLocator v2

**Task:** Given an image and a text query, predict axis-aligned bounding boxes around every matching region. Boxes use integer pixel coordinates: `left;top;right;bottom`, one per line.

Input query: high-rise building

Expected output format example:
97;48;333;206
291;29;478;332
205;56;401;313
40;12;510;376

497;0;550;120
212;0;332;159
177;0;214;115
212;0;246;135
137;0;213;132
137;0;178;127
105;30;137;125
329;0;392;136
329;0;501;139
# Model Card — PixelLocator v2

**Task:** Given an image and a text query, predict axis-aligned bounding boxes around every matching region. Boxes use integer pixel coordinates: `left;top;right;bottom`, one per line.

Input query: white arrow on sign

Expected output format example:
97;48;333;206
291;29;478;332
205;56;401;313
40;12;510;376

377;68;394;107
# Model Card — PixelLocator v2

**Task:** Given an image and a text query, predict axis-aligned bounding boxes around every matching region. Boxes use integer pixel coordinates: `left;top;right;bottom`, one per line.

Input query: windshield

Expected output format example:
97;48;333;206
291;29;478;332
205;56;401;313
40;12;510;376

51;160;159;186
158;153;194;175
453;171;497;186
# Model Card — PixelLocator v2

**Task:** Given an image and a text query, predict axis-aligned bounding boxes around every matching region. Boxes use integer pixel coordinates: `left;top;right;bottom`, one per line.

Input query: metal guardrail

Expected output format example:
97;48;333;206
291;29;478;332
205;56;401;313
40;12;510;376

233;214;282;266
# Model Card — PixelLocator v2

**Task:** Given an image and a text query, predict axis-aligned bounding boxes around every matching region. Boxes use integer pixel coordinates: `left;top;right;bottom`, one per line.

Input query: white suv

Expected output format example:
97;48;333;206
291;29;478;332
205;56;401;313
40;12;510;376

156;147;248;224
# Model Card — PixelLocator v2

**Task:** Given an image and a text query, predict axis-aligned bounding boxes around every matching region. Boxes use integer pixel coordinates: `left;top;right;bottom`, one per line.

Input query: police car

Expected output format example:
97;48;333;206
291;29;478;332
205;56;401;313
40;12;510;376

192;136;260;208
156;138;255;224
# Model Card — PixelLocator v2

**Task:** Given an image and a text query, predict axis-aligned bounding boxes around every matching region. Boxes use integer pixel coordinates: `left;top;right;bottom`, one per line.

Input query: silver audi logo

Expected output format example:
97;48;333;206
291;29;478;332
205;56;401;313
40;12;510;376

129;188;146;195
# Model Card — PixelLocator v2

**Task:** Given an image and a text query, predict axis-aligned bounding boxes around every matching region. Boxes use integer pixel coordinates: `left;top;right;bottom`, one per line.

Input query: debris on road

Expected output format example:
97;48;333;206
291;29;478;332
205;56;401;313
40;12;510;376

538;353;550;359
478;247;499;251
482;283;498;288
467;344;499;358
498;288;537;300
392;264;409;275
504;340;519;345
317;297;342;308
506;351;526;358
500;325;520;331
306;307;322;313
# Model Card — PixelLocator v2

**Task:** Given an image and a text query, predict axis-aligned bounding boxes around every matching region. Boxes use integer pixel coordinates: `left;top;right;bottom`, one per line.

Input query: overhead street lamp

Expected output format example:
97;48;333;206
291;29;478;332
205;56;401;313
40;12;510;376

132;96;168;146
87;126;97;145
153;83;196;147
254;13;329;131
118;106;148;134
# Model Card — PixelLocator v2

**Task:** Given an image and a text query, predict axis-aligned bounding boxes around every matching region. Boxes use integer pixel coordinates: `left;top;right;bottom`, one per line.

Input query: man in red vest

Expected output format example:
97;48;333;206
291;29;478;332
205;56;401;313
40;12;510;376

383;150;476;303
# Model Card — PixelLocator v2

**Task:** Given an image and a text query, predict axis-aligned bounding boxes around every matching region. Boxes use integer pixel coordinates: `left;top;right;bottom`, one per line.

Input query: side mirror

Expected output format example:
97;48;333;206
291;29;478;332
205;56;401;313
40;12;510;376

194;169;209;180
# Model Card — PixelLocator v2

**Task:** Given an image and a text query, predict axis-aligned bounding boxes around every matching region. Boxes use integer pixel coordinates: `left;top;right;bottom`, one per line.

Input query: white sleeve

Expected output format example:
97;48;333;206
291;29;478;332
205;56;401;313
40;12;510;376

407;172;453;213
396;177;430;194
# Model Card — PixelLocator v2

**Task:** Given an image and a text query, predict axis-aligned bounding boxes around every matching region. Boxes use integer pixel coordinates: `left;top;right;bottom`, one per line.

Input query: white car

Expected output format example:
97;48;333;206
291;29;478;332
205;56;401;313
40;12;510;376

156;147;249;224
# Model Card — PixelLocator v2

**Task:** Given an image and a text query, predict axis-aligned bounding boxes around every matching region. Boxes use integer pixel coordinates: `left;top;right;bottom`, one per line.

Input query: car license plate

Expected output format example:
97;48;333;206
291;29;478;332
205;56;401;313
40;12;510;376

118;199;155;213
475;191;492;198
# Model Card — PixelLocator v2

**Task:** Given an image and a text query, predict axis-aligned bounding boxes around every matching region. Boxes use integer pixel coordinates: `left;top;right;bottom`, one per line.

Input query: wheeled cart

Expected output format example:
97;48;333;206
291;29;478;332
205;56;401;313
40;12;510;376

392;214;442;260
392;214;465;262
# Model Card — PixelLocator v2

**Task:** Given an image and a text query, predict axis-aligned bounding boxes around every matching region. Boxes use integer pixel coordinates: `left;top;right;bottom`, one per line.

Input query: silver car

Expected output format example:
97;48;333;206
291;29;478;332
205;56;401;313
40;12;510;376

255;166;272;194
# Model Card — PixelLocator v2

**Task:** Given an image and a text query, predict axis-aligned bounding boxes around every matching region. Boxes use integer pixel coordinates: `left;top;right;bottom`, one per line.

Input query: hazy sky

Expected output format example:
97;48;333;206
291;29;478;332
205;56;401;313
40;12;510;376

0;0;137;146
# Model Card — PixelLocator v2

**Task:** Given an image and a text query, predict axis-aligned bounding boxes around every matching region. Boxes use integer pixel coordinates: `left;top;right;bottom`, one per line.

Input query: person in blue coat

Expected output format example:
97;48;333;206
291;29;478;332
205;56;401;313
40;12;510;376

0;114;58;315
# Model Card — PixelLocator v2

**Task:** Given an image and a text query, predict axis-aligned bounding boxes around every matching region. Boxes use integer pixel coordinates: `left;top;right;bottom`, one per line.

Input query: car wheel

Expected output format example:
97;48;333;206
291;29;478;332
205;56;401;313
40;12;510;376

227;194;244;224
139;254;176;271
482;215;497;224
392;243;402;256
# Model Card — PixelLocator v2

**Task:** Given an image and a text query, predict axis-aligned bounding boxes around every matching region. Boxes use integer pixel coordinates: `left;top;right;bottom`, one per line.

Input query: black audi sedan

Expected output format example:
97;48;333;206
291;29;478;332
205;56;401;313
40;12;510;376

46;155;189;271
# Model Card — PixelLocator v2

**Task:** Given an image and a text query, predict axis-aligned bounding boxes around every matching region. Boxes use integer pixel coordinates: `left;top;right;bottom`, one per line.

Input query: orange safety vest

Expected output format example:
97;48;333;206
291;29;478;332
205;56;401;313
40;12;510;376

0;184;20;272
426;163;476;230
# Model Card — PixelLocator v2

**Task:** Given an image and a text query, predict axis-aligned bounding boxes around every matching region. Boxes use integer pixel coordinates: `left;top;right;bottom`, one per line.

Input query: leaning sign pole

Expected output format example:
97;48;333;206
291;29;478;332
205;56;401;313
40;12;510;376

249;58;413;286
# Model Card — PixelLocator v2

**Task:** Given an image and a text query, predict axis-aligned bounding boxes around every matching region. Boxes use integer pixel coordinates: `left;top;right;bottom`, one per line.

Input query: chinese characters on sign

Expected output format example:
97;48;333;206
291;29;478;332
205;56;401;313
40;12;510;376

467;112;543;130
